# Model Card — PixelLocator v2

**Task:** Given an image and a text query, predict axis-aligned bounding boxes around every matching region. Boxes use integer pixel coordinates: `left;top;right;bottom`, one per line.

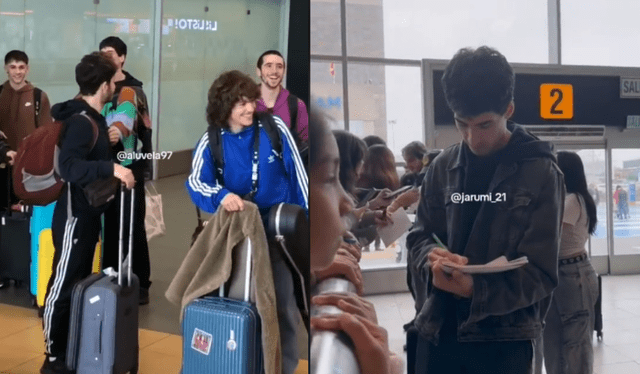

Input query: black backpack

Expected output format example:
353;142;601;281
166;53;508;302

0;85;42;128
286;94;308;171
207;113;283;185
287;94;299;141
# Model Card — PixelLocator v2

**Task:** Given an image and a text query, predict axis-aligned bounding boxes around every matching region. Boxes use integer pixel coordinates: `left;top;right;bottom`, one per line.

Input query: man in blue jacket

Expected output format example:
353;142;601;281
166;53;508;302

186;70;307;374
406;46;564;374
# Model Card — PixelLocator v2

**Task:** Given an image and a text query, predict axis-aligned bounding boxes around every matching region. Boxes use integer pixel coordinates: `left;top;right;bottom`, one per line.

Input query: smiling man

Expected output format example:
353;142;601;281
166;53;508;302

0;50;52;289
0;51;52;153
256;50;308;148
406;46;564;374
186;70;308;374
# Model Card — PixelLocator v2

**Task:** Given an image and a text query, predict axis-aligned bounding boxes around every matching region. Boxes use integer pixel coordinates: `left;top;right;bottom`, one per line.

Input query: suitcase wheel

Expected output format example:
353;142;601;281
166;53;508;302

597;331;603;341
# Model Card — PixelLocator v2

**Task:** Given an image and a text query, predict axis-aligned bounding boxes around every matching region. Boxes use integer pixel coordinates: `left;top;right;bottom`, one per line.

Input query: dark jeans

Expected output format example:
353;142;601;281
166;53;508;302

415;332;533;374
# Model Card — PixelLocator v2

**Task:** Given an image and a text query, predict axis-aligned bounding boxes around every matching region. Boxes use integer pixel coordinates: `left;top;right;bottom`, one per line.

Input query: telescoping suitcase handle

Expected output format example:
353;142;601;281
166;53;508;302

118;183;135;287
218;238;252;303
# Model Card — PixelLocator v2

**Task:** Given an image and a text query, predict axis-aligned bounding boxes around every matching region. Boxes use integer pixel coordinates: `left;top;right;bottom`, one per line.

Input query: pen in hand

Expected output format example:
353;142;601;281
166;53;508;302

432;233;448;251
430;233;454;275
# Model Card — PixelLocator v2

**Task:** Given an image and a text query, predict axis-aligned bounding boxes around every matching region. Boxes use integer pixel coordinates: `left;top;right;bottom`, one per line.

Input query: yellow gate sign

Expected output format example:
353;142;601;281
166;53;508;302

540;84;573;120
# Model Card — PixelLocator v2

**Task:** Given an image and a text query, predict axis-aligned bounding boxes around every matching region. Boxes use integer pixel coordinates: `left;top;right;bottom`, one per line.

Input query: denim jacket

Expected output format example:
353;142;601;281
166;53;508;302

406;123;564;343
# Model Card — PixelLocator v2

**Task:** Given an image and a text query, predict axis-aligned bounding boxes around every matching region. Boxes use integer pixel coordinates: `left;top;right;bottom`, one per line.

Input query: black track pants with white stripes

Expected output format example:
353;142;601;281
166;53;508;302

42;194;102;358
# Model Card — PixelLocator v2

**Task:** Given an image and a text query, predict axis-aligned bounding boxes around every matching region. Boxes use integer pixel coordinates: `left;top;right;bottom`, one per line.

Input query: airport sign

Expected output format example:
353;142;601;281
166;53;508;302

621;78;640;98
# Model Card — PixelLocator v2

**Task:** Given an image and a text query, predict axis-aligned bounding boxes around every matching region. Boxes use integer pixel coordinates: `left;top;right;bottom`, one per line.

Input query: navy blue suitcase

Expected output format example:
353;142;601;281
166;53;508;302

181;238;263;374
66;187;139;374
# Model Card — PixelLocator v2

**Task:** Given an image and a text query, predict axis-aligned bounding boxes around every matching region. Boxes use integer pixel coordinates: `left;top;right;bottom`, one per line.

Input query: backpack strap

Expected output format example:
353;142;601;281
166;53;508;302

33;87;42;128
286;94;304;148
287;94;299;134
76;112;100;151
256;112;283;157
207;126;224;185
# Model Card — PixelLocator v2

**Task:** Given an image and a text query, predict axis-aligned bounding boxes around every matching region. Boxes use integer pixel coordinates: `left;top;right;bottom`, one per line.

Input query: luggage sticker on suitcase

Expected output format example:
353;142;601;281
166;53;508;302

190;328;213;355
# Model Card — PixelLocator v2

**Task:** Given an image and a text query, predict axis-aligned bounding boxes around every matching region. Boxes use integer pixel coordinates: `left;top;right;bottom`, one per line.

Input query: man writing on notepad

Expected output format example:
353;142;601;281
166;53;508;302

406;46;564;374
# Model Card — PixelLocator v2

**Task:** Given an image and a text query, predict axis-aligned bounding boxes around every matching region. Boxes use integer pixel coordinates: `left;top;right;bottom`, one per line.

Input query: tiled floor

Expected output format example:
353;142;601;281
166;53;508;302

0;303;309;374
367;274;640;374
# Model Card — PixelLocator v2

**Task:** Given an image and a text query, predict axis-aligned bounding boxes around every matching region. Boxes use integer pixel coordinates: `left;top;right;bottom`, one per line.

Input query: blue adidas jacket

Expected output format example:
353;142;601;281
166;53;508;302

186;115;308;217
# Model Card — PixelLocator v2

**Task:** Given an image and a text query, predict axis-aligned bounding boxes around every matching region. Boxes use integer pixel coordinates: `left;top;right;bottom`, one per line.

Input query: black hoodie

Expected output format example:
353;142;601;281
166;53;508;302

458;122;556;255
52;98;114;211
115;71;143;93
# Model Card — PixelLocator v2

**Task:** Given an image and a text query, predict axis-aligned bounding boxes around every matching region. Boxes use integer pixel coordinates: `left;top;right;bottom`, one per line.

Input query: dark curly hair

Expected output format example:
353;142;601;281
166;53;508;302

206;70;260;129
442;46;515;117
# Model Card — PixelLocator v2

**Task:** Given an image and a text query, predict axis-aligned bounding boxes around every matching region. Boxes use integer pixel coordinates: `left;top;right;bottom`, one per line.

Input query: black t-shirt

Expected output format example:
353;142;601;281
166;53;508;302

440;130;527;340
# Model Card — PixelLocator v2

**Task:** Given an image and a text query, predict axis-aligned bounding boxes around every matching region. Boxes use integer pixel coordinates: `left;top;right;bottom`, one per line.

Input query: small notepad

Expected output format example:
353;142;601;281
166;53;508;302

377;208;413;247
441;255;529;274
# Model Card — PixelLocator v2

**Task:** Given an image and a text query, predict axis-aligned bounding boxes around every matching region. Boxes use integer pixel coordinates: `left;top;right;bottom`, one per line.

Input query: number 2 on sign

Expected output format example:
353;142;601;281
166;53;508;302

540;84;573;120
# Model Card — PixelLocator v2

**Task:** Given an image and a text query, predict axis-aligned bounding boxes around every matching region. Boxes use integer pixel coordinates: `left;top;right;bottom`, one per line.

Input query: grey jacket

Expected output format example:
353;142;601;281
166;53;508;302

406;122;564;343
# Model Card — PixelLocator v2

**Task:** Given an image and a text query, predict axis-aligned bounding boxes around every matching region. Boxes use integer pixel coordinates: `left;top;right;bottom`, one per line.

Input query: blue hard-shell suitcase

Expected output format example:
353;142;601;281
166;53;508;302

181;238;263;374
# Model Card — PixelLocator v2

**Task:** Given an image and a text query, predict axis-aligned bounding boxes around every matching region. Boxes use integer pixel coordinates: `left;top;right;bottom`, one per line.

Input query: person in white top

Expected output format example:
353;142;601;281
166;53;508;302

542;151;599;374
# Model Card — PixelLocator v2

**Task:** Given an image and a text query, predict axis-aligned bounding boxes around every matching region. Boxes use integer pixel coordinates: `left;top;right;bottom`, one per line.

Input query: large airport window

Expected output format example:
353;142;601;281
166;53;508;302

158;0;284;153
345;0;383;58
372;0;548;63
611;149;640;256
346;63;423;162
311;0;342;56
311;60;345;129
561;1;640;67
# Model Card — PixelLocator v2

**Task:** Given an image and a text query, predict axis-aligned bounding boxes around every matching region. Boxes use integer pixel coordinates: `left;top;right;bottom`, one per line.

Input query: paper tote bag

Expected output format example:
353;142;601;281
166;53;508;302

144;182;165;240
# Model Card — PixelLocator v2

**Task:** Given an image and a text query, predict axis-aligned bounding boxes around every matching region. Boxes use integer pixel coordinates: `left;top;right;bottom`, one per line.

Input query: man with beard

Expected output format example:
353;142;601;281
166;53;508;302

256;50;308;148
40;52;135;374
99;36;153;305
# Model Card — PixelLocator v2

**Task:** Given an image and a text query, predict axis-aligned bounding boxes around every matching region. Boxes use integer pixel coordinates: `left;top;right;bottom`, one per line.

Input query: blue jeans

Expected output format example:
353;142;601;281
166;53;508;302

543;258;598;374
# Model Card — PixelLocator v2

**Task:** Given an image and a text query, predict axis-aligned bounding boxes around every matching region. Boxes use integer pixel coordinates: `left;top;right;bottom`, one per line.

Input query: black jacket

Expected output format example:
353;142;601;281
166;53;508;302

52;98;114;213
406;122;565;343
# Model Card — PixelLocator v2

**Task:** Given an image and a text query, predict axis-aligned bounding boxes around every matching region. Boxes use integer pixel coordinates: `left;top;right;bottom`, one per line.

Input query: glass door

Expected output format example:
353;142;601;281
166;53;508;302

610;148;640;274
558;146;640;275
